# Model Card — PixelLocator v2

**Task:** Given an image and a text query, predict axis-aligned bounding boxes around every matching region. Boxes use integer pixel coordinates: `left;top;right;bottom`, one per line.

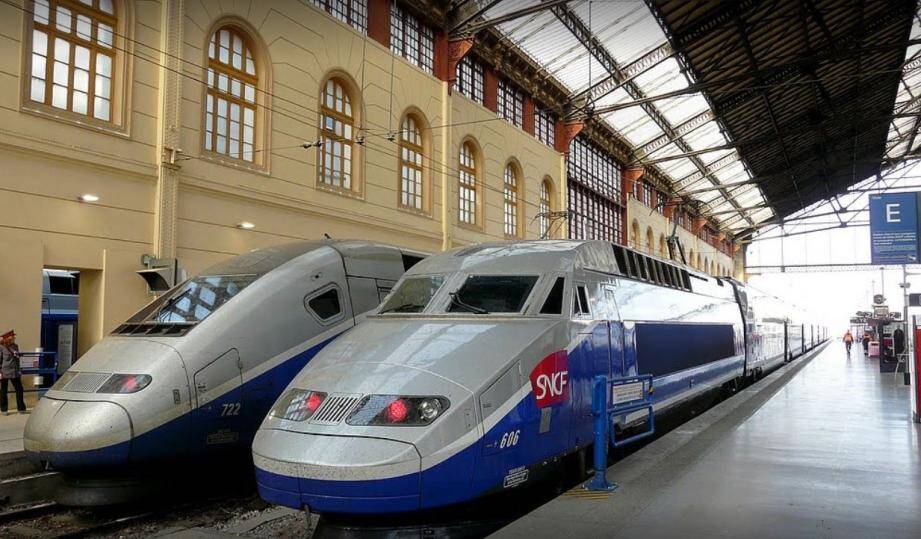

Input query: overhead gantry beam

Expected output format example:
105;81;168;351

451;0;573;37
551;3;755;227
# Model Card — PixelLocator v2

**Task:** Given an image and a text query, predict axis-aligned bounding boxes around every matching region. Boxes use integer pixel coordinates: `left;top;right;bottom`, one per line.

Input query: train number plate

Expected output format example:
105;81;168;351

612;381;645;404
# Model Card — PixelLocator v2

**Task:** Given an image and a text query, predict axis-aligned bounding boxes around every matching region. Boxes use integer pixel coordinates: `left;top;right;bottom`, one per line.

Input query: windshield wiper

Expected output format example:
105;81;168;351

449;292;489;314
379;302;425;314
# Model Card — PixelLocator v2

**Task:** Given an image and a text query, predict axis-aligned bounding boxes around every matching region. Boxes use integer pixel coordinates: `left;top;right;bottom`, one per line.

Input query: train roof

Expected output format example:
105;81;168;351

407;239;715;277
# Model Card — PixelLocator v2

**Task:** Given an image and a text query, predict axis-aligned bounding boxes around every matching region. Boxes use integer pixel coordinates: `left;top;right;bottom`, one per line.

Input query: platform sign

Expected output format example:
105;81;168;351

870;192;921;265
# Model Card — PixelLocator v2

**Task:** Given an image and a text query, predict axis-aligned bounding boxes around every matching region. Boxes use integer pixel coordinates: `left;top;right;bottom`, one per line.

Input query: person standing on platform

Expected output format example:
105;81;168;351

0;330;26;415
843;330;854;354
862;331;871;356
894;327;906;358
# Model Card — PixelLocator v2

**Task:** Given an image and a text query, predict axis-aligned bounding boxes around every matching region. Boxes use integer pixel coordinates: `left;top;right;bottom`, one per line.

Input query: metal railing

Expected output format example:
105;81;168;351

18;352;59;393
585;374;655;491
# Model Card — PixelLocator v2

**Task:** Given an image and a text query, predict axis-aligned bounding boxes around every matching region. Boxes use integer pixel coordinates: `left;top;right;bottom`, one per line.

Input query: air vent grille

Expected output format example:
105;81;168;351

310;394;360;425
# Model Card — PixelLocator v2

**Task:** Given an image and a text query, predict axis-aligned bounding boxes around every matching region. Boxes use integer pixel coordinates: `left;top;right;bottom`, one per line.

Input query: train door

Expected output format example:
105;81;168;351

193;348;244;449
567;282;612;449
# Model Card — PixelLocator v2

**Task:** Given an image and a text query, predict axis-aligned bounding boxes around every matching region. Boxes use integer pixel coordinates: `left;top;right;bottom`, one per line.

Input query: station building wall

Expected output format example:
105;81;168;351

625;198;734;276
0;0;565;359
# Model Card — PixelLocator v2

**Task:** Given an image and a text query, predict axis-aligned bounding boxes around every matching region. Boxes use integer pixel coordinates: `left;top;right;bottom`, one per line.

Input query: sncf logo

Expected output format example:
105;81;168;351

530;350;569;408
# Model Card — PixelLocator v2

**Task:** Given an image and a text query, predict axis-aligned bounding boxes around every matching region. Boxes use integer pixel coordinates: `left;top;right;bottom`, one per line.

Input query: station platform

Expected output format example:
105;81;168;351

495;342;921;538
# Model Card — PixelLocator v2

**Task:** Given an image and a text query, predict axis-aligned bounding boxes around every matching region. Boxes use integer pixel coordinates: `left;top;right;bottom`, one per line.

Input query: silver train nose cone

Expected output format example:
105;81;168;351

24;398;132;468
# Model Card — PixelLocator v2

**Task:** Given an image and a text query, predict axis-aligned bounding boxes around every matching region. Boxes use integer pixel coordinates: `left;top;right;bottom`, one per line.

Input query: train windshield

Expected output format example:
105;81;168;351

145;274;258;323
446;275;539;314
379;275;445;314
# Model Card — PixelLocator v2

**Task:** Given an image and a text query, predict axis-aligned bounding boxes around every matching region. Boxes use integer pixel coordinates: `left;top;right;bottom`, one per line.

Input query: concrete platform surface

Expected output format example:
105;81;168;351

495;342;921;539
0;411;28;455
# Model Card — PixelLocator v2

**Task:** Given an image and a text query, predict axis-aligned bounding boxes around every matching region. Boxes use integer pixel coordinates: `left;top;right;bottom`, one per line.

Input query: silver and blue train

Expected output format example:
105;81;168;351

24;240;422;478
253;239;825;514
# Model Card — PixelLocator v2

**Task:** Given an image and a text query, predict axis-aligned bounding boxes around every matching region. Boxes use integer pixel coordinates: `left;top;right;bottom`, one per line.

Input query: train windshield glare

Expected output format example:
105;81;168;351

130;274;259;325
379;275;446;313
447;275;539;314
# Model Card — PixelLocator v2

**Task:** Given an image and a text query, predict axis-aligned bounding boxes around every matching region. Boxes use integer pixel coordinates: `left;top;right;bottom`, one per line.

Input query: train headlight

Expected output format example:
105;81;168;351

96;374;152;394
346;395;450;426
270;389;327;422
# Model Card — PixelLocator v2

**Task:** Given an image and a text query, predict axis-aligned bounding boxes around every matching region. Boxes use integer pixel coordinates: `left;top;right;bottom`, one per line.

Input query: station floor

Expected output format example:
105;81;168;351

0;411;28;455
496;342;921;539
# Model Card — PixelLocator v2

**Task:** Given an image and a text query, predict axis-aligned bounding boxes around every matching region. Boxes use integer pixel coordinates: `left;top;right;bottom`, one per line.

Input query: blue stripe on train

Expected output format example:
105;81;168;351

29;336;339;468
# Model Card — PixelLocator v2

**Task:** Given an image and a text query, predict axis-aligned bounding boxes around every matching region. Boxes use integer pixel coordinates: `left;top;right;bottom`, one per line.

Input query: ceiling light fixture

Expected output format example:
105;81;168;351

237;221;255;230
78;194;100;203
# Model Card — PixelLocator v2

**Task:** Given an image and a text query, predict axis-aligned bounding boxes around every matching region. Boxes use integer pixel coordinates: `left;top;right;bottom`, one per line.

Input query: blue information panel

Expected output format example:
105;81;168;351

869;192;921;264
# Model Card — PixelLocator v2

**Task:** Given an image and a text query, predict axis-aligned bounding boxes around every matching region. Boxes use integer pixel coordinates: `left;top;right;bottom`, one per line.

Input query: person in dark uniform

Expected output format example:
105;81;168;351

862;332;871;356
894;327;906;358
0;330;26;415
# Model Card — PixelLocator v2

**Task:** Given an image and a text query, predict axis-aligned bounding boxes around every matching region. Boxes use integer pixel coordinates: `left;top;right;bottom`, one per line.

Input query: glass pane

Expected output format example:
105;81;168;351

55;6;71;33
72;91;87;114
53;61;68;85
243;107;254;126
94;97;110;120
231;78;241;97
74;46;89;70
73;68;89;92
31;54;45;79
308;289;341;320
245;57;255;75
244;84;254;103
97;24;113;48
447;275;539;314
95;74;110;98
32;30;48;55
30;77;45;101
34;0;49;24
54;38;69;63
380;275;445;313
99;0;114;14
76;15;91;40
96;54;112;77
52;84;67;108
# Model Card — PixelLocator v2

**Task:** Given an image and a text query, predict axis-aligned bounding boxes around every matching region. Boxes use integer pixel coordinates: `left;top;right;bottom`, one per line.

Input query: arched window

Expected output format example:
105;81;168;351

659;234;667;258
504;164;521;237
27;0;119;122
630;220;640;249
645;227;654;253
398;114;425;211
704;258;710;274
319;78;357;190
205;26;258;162
539;178;554;238
458;141;479;226
688;250;695;268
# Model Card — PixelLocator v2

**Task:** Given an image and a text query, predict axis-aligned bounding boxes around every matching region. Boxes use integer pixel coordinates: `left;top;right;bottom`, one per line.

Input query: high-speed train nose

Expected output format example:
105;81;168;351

254;431;421;513
24;398;132;468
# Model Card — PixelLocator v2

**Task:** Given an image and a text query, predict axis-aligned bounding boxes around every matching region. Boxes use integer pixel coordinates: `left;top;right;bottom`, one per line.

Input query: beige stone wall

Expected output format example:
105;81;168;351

625;198;734;275
0;0;565;356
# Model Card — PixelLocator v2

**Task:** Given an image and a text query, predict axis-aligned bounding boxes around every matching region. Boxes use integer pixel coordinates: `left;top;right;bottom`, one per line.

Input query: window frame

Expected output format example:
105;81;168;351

455;55;484;105
389;2;434;74
304;284;346;325
317;76;361;195
397;112;428;214
503;162;522;238
535;107;556;147
22;0;127;131
497;79;524;129
312;0;367;34
458;139;482;228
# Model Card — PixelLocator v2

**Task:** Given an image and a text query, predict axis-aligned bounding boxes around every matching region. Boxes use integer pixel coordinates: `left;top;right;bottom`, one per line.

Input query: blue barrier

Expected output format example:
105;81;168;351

585;374;655;491
19;351;59;393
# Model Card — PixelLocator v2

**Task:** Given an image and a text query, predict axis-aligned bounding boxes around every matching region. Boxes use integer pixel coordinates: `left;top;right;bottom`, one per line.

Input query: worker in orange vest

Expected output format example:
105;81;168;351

843;330;854;354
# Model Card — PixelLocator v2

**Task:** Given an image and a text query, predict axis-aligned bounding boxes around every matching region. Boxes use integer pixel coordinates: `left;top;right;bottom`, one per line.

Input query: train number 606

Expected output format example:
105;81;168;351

500;429;520;449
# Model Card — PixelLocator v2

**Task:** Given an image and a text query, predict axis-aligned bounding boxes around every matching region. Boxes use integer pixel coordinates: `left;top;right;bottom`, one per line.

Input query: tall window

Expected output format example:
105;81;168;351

539;179;553;238
458;141;478;225
567;136;622;242
319;78;356;190
28;0;116;121
645;227;654;253
205;27;258;162
399;114;424;211
455;56;484;104
535;108;556;147
390;2;433;74
497;80;524;128
503;164;520;237
313;0;367;33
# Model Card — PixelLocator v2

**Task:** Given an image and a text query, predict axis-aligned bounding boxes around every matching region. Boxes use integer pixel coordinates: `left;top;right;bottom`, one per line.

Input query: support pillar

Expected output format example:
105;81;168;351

523;97;535;135
153;0;184;260
483;68;498;112
554;120;584;154
438;37;474;91
622;167;644;198
692;217;707;236
367;0;391;47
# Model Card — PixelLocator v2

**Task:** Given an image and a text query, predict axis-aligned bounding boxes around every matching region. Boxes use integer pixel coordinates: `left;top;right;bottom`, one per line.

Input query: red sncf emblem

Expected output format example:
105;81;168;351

530;350;569;408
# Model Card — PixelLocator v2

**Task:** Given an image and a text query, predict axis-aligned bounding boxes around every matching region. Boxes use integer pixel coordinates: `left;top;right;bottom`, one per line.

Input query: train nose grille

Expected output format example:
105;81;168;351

62;372;111;393
310;393;361;425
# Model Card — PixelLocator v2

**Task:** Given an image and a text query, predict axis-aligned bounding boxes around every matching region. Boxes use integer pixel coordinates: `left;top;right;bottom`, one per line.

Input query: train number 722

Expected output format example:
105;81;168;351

221;403;241;416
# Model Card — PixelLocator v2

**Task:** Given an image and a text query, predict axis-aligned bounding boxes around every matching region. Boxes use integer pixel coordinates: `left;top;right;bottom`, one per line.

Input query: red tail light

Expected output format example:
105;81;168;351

306;392;324;413
386;399;409;423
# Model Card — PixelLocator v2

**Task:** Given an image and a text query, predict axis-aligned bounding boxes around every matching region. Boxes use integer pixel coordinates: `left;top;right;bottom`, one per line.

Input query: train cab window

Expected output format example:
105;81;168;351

540;277;566;314
612;245;628;274
401;253;425;271
380;275;445;313
447;275;538;314
305;286;343;323
636;254;648;281
572;285;590;317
